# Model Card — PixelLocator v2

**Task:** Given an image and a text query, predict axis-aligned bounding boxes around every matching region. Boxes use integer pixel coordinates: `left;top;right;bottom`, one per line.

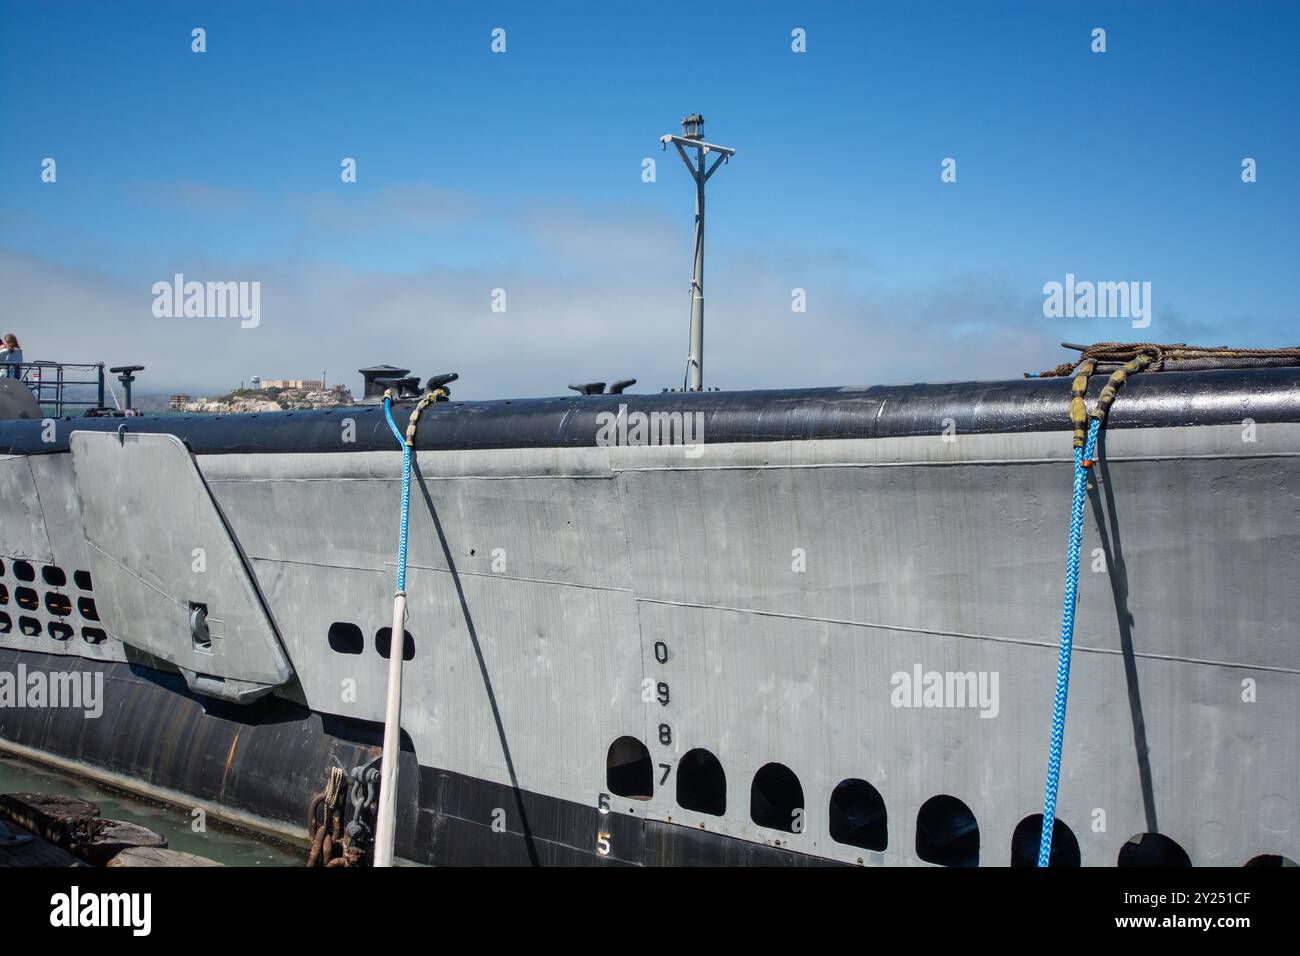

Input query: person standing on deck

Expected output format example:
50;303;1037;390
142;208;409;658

0;333;23;378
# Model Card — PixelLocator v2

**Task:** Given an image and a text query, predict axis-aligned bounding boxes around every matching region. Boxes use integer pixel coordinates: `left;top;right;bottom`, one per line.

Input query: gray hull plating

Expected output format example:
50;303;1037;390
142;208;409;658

0;408;1296;865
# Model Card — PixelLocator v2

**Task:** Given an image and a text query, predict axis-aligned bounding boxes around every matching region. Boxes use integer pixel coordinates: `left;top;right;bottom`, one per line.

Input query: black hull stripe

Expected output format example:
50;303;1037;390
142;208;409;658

0;649;839;867
3;367;1298;457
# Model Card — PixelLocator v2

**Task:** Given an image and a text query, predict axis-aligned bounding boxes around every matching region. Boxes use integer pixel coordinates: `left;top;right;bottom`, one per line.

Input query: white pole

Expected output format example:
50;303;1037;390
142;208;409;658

373;590;407;867
687;146;705;391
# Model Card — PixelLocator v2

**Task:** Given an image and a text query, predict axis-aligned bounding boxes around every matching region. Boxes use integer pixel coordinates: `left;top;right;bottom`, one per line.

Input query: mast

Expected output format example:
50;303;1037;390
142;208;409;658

660;114;735;391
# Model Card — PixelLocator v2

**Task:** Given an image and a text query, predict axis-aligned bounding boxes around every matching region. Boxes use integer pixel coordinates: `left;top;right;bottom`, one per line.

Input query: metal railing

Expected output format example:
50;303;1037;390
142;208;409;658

4;361;107;417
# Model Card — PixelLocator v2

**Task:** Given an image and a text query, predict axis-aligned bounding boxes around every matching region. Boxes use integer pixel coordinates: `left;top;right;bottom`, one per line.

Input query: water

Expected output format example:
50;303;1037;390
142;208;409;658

0;751;301;866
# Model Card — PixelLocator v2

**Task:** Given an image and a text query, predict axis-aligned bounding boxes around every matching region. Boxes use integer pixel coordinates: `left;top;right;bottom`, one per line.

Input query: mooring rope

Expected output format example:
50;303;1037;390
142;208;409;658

1038;415;1101;866
382;384;453;593
1037;344;1184;865
382;394;413;593
1032;341;1300;380
374;382;452;866
1035;343;1206;865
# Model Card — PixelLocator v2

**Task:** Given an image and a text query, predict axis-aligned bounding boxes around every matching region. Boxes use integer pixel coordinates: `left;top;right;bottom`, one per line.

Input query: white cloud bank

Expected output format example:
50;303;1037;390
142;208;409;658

1;185;1274;398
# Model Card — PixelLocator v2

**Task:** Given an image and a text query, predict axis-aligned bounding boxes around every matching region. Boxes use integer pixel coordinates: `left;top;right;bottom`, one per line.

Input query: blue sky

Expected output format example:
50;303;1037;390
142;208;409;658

1;0;1296;395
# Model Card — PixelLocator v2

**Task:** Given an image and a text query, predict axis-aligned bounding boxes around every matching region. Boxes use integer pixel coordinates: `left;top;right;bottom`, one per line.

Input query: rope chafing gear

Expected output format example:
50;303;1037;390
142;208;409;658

1037;340;1300;446
1092;353;1153;428
1068;359;1096;449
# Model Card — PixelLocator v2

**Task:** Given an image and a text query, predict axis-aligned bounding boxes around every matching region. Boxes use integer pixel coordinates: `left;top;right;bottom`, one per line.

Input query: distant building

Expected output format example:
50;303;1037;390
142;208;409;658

259;379;324;391
168;394;191;410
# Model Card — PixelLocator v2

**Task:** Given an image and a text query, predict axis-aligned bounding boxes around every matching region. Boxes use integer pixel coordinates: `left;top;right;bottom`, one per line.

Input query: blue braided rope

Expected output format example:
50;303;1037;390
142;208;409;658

382;397;412;594
382;396;405;446
1038;416;1101;867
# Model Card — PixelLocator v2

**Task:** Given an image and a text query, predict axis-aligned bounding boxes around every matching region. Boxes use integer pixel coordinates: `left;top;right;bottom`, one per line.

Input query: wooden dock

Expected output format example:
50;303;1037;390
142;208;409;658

0;791;221;867
0;822;85;867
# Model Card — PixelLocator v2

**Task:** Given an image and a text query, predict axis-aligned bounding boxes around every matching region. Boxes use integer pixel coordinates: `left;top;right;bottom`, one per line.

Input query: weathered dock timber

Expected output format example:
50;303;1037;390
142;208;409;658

0;821;84;867
107;847;224;867
0;791;216;867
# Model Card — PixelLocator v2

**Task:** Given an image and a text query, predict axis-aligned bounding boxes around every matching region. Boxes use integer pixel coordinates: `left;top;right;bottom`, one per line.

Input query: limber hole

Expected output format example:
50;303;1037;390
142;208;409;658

829;778;888;852
328;622;364;655
375;627;415;661
606;736;653;800
676;748;726;817
916;794;980;867
750;762;805;834
1117;832;1191;867
1011;813;1080;867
